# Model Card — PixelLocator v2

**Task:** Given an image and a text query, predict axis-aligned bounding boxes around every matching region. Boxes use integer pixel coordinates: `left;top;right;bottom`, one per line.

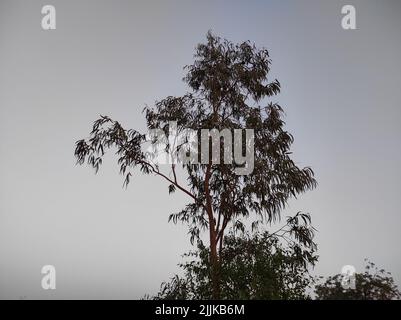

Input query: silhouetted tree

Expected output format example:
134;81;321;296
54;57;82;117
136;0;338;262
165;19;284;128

74;32;316;299
315;260;401;300
153;212;317;300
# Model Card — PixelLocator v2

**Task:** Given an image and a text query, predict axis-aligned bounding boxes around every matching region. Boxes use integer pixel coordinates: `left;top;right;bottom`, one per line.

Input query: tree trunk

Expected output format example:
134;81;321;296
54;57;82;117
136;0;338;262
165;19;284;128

209;228;220;299
204;160;221;299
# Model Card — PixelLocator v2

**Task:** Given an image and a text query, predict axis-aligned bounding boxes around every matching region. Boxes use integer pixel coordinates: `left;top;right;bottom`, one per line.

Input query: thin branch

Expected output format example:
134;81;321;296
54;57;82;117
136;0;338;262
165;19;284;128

138;159;200;205
172;164;178;184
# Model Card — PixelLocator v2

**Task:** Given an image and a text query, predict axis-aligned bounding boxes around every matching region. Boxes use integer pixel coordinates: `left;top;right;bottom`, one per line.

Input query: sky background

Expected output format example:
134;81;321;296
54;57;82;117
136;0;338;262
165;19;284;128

0;0;400;299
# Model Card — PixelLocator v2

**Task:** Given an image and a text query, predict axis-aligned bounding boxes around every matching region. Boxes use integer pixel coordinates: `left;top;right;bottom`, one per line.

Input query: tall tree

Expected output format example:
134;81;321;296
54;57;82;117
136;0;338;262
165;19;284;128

74;32;316;299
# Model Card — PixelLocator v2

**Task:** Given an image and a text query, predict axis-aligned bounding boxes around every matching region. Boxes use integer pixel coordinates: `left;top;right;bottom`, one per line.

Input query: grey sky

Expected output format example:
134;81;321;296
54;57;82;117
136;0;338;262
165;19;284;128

0;0;400;299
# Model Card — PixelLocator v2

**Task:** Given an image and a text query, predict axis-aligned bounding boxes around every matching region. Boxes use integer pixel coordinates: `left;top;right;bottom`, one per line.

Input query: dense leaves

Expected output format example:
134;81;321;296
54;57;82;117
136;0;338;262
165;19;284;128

152;213;317;300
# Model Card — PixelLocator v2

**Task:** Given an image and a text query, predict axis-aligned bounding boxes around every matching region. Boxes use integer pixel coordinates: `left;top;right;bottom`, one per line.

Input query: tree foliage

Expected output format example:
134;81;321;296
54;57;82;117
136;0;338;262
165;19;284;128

153;212;317;300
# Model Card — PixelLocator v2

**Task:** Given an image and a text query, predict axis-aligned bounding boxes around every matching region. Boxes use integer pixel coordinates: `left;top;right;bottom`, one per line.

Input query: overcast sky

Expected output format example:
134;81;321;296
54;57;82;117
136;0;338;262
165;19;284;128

0;0;400;299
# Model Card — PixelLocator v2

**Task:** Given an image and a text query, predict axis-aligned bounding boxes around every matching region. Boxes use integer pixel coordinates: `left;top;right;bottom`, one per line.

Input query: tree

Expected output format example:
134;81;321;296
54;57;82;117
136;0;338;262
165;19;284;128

152;212;318;300
315;260;401;300
74;32;317;299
